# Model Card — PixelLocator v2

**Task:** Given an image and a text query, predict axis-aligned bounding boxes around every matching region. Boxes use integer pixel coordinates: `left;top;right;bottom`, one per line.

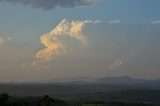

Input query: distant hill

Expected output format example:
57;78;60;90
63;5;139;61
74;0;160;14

47;76;160;89
96;76;145;84
40;76;97;83
96;76;160;89
0;76;160;103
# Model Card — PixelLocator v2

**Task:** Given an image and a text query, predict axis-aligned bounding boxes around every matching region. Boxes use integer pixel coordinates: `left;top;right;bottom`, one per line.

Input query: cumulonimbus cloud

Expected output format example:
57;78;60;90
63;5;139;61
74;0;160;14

0;0;101;10
33;19;96;64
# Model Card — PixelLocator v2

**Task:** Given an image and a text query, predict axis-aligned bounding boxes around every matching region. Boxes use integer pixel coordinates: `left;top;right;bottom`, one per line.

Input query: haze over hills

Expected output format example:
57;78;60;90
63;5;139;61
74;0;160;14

40;76;160;88
40;76;158;82
1;76;160;89
0;76;160;103
0;76;160;94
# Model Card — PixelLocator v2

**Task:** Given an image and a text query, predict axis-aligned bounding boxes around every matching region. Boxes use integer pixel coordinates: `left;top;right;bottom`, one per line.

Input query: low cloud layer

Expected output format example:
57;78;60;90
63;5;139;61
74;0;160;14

0;0;101;10
34;19;96;64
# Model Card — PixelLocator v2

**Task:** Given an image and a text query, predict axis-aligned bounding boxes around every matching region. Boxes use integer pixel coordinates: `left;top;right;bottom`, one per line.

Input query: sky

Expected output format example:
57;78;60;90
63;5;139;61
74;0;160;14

0;0;160;82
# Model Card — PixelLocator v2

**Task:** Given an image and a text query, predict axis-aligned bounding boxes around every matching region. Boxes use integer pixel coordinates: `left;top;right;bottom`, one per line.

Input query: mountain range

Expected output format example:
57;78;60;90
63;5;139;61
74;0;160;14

0;76;160;102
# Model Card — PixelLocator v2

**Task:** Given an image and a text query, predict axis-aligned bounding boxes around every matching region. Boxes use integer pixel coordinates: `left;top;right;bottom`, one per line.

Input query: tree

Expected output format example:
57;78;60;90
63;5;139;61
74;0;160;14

0;93;10;105
38;95;55;106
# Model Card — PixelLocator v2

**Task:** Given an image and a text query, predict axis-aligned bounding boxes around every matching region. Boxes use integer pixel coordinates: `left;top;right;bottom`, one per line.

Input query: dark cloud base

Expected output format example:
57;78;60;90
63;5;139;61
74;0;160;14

0;0;99;10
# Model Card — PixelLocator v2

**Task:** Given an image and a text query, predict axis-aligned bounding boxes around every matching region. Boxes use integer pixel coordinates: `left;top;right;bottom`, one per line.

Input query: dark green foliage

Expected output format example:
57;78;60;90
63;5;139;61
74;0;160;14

38;95;55;106
38;95;66;106
0;93;10;105
0;93;159;106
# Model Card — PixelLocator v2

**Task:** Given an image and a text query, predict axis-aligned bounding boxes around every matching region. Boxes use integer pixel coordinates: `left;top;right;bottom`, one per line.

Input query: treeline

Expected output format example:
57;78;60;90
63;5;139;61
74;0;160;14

0;93;66;106
0;93;159;106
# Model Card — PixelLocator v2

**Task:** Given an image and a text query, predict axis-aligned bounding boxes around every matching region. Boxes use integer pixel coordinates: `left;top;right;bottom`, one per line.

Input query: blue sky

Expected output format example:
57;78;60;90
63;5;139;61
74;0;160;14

0;0;160;82
0;0;160;42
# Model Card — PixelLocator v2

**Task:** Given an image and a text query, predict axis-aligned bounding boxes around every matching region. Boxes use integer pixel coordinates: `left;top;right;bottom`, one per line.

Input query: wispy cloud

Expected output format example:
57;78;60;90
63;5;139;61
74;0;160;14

152;20;160;24
0;37;11;45
0;0;101;10
107;59;123;70
108;20;120;24
33;18;97;64
0;37;6;45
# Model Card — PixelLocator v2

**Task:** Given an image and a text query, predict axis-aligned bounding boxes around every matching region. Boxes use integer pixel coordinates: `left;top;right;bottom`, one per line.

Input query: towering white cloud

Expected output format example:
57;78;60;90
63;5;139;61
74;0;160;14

34;19;95;63
0;0;101;10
